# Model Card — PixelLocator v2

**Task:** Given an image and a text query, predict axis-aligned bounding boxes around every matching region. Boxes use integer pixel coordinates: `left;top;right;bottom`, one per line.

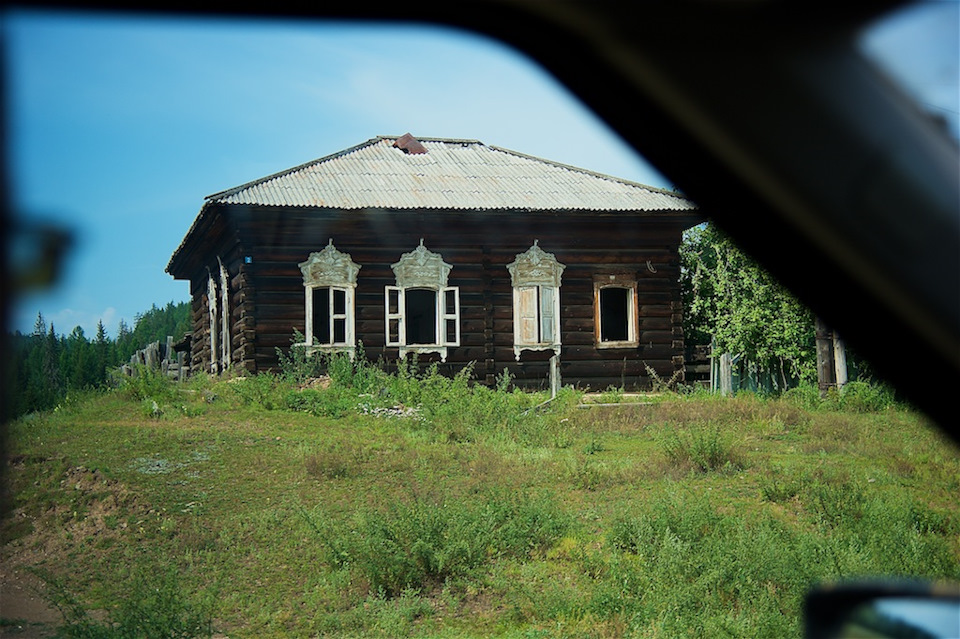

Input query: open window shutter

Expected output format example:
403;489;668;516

540;286;556;344
442;286;460;346
331;287;348;345
385;286;403;346
516;286;538;345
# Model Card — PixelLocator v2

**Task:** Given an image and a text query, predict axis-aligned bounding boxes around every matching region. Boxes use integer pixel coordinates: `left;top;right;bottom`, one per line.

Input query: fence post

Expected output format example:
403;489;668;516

549;354;560;399
833;330;848;389
719;353;733;396
815;317;836;397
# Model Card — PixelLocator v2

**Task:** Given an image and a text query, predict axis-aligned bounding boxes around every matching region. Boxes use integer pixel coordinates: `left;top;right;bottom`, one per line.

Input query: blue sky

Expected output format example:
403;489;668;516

4;4;958;338
5;11;668;338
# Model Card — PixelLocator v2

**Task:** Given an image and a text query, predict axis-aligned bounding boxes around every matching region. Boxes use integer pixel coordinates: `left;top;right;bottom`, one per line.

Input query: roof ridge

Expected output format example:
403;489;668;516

204;135;386;201
486;144;686;199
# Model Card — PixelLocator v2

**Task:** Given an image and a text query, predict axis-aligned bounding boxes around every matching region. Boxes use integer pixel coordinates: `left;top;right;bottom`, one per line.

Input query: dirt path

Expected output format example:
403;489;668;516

0;567;59;638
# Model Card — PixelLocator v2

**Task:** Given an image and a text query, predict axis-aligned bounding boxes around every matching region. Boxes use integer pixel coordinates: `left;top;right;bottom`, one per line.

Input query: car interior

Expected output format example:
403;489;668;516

2;1;957;636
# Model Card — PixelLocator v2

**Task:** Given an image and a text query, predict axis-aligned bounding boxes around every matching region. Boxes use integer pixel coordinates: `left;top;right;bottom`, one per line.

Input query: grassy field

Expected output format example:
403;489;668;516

2;360;958;638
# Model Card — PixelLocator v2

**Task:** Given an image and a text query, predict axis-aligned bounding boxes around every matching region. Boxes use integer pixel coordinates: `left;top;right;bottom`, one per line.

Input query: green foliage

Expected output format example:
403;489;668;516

597;385;624;404
275;330;325;384
594;486;960;637
118;365;175;402
660;426;741;473
226;372;288;411
284;386;357;418
275;350;560;445
781;380;901;413
36;567;212;639
309;491;569;597
838;380;899;412
6;369;957;637
681;223;817;385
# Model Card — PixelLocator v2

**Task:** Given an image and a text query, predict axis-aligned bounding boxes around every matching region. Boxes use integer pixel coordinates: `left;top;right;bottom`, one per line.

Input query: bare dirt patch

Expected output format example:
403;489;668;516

2;460;151;633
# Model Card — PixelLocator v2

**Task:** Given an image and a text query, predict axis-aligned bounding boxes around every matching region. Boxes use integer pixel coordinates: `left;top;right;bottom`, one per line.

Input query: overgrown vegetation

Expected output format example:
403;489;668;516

37;566;213;639
2;364;957;638
681;223;817;386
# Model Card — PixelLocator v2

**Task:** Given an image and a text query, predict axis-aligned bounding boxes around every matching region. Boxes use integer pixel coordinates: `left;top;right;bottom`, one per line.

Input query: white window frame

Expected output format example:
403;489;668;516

299;240;360;360
594;275;640;349
507;241;565;360
306;285;355;349
386;241;460;362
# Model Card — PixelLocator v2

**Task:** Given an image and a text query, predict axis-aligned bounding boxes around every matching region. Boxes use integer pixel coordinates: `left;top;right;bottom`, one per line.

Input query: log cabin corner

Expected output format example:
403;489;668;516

165;134;702;390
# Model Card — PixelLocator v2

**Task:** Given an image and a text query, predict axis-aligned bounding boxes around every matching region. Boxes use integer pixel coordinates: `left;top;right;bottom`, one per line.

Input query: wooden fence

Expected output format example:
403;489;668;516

120;333;192;381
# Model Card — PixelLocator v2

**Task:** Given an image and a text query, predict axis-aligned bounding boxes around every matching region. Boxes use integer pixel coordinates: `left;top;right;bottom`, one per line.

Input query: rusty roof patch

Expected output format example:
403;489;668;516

393;132;428;154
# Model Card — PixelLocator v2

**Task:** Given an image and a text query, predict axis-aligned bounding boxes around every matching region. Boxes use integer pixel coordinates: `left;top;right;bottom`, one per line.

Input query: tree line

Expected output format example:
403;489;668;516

4;301;190;419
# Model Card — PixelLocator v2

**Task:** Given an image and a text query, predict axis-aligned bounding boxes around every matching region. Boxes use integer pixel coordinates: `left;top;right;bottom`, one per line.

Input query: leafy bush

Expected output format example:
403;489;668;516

781;384;822;411
597;494;810;636
118;365;176;402
275;330;324;384
309;491;569;596
39;567;212;639
838;380;898;413
284;386;357;418
758;466;803;503
227;372;287;410
781;380;900;413
660;427;741;473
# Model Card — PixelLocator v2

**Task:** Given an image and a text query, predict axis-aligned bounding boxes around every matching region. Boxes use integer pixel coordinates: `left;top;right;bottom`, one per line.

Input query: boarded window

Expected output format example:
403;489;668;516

507;242;564;359
515;285;558;346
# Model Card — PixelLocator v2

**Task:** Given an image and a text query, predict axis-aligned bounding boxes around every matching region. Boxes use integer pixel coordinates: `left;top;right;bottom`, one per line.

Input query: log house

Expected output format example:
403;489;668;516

166;134;702;389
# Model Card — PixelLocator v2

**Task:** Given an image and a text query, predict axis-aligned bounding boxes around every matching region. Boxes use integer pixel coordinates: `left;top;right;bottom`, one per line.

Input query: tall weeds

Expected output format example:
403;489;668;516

306;490;569;597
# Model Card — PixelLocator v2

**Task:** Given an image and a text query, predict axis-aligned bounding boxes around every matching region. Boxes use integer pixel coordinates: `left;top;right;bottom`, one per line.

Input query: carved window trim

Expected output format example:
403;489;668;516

385;240;460;361
299;240;360;359
218;258;231;369
207;272;219;373
507;241;564;360
594;273;639;349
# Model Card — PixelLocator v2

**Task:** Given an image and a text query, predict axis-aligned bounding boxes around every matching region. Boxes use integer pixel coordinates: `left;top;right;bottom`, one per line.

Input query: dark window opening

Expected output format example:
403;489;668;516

333;288;346;315
406;288;437;345
313;288;330;344
600;287;630;342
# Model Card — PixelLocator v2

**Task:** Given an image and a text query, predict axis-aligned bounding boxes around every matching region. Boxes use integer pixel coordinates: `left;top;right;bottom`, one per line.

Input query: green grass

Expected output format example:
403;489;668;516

2;367;958;638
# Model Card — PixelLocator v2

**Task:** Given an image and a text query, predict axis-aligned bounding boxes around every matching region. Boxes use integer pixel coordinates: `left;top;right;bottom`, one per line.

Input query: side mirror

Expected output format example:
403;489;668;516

805;581;960;638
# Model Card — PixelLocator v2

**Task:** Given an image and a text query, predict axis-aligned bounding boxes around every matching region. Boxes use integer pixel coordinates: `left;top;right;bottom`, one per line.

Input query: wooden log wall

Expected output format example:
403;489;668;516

181;205;693;390
221;207;685;389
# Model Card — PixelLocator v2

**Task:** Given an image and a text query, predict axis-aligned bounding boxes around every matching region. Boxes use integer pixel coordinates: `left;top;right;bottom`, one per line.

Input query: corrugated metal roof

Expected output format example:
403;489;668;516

206;135;696;212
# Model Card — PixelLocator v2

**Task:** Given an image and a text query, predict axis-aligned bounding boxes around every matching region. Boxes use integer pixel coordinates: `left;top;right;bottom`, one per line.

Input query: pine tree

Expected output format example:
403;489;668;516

95;319;111;384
